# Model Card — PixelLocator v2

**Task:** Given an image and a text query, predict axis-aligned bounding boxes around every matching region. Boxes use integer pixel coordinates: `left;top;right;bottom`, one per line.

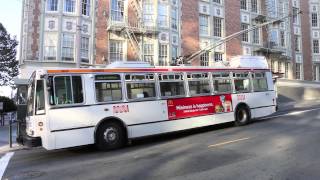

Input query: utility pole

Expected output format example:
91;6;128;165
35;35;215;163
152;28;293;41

75;0;82;68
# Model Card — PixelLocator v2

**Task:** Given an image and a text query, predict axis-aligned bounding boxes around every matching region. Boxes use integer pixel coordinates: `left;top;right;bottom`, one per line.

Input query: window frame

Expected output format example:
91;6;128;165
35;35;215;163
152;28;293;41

125;73;157;101
35;80;46;115
187;72;212;96
233;72;252;93
51;75;85;107
158;73;186;99
212;72;233;94
252;72;269;92
94;74;124;104
46;0;58;12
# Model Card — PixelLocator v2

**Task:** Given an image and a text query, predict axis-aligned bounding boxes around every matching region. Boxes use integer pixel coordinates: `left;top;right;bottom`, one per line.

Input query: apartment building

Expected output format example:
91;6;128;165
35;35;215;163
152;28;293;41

19;0;320;82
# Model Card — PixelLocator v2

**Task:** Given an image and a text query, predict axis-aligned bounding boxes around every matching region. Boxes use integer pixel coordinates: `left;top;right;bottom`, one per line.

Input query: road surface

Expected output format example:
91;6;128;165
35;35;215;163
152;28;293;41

2;103;320;180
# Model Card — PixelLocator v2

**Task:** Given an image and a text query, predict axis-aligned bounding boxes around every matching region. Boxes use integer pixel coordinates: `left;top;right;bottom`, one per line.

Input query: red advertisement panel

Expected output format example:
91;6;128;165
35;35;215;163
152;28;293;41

167;94;232;120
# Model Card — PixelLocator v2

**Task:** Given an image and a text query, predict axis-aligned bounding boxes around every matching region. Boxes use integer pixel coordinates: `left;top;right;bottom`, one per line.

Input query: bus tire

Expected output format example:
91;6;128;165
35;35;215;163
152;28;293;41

95;121;125;151
235;105;251;126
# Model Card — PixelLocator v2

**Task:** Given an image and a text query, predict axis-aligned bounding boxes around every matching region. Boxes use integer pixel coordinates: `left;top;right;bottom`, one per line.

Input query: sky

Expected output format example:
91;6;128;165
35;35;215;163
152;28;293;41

0;0;22;97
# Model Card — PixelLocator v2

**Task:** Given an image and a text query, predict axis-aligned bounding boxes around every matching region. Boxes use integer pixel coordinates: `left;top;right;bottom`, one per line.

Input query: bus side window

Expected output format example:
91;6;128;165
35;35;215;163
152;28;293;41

213;79;232;93
53;76;84;105
233;73;251;93
212;73;232;93
252;72;268;92
126;73;156;100
159;73;185;97
187;73;211;96
95;74;122;102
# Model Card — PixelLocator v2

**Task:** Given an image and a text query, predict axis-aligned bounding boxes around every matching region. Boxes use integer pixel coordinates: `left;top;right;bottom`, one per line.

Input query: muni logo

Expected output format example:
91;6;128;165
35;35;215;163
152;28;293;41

113;105;129;114
168;100;174;106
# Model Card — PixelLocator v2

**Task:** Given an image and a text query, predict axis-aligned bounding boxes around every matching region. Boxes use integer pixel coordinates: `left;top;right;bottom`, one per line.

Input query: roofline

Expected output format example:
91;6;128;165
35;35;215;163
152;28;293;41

46;67;270;74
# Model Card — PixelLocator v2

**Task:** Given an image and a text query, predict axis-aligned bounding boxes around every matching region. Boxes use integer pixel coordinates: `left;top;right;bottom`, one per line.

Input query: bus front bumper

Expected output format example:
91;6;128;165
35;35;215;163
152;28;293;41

18;135;42;148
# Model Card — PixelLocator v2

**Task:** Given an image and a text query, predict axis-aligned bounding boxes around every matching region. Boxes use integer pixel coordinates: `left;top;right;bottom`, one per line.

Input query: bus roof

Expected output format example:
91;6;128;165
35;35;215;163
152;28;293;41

44;66;270;74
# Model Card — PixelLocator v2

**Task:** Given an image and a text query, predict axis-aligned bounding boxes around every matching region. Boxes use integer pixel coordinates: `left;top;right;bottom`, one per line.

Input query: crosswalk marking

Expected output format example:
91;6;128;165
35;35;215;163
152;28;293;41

0;152;14;179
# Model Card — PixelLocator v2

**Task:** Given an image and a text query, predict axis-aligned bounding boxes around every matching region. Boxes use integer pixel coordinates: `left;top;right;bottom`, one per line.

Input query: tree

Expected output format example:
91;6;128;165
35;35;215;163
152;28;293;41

0;22;19;87
0;96;17;113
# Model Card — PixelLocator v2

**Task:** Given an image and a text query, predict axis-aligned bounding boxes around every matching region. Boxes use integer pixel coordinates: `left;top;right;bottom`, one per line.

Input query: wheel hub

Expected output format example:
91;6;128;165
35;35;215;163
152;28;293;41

238;109;247;122
103;127;117;143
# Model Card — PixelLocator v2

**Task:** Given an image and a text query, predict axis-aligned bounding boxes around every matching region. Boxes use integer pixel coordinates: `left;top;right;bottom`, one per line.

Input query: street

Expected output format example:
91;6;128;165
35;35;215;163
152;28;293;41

2;102;320;180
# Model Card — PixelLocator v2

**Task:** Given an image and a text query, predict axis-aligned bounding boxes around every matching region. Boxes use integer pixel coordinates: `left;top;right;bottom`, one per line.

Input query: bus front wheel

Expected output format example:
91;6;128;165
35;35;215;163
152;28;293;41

96;122;125;151
235;105;251;126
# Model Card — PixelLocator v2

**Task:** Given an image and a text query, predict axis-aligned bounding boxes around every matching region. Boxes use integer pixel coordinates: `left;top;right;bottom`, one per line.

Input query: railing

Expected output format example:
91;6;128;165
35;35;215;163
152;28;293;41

107;14;158;33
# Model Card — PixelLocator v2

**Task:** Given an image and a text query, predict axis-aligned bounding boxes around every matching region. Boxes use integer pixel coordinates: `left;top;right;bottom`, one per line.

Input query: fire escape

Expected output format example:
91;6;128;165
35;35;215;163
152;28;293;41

107;0;158;62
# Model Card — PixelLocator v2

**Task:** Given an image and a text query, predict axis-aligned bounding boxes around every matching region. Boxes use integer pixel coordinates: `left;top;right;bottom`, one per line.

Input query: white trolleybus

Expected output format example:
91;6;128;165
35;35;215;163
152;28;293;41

19;56;277;150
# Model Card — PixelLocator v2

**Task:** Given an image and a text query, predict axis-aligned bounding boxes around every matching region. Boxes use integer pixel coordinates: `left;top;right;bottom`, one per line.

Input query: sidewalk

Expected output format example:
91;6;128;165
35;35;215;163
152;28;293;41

277;99;320;112
0;124;23;154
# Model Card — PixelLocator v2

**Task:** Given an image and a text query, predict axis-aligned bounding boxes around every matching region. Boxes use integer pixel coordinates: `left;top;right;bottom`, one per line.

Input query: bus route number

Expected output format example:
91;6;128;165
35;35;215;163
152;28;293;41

237;94;246;101
113;105;129;114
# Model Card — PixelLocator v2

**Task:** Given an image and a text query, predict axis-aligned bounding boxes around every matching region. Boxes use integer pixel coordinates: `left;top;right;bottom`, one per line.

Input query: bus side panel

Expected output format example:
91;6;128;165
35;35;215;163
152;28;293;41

231;91;276;119
48;107;96;149
111;100;169;126
53;128;95;149
129;112;234;138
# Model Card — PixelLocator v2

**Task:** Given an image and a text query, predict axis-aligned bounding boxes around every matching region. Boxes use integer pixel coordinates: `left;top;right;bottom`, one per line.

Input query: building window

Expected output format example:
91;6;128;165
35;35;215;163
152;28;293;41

111;0;124;21
312;13;318;27
214;52;223;62
200;51;209;66
294;35;300;52
213;17;222;37
82;0;90;16
61;34;75;61
241;23;249;42
213;0;221;4
278;61;282;73
270;30;278;47
44;33;57;60
296;63;301;80
313;40;319;54
252;28;260;44
280;31;285;47
313;65;317;81
143;0;154;27
285;62;289;78
80;37;89;63
144;44;154;65
47;0;58;11
251;0;258;13
240;0;247;10
64;0;76;13
267;0;277;17
158;4;168;27
199;15;209;36
159;44;168;66
172;46;178;62
293;7;299;24
109;40;123;62
171;8;178;30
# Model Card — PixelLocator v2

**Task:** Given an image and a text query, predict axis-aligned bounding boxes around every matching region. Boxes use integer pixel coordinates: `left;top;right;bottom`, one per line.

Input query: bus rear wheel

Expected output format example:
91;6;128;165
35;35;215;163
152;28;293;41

95;122;125;151
235;106;251;126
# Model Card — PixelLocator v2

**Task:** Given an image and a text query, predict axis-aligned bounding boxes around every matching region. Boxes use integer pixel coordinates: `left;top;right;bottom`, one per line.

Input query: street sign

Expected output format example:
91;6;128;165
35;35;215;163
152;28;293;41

0;102;3;111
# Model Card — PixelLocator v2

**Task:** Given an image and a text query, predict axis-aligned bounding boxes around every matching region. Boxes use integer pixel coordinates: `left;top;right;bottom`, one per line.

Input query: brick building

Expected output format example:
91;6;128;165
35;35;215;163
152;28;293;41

19;0;320;81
